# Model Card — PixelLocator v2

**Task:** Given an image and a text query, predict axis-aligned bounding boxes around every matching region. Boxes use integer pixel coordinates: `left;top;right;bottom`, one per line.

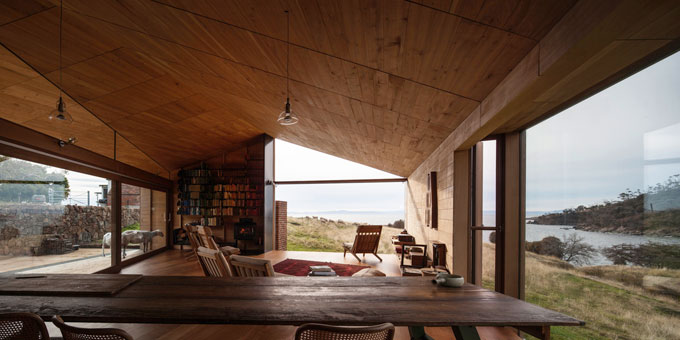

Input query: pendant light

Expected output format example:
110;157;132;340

277;9;298;126
48;0;73;124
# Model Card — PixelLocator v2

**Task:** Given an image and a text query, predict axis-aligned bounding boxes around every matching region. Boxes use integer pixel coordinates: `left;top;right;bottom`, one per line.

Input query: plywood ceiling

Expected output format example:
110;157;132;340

0;0;575;176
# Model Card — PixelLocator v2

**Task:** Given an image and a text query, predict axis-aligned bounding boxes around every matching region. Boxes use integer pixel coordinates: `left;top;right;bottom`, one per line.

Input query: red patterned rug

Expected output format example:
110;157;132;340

273;258;369;277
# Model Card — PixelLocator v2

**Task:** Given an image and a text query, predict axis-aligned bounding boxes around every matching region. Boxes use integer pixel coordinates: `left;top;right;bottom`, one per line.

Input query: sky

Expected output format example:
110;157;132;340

525;51;680;212
274;140;404;221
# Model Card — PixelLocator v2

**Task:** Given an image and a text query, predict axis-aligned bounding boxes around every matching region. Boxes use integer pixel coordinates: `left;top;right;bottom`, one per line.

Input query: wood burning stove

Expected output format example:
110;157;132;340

234;218;256;253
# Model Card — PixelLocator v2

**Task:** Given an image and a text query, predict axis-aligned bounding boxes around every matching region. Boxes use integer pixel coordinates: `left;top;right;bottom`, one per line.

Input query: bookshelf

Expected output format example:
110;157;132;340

176;165;264;250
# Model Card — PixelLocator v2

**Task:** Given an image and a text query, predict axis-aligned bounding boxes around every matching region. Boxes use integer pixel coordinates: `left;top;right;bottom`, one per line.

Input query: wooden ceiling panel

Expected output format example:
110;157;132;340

0;8;123;74
85;75;198;123
155;0;288;41
0;0;578;176
450;0;576;41
0;0;52;26
43;49;159;102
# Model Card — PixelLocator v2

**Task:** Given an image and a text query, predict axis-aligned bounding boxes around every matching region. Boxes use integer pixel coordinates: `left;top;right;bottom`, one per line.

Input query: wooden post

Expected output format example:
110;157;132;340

452;150;470;279
110;180;122;267
502;132;523;299
263;135;275;252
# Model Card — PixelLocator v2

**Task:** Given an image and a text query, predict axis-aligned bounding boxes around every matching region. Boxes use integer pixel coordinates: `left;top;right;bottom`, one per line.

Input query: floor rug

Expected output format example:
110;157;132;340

273;258;368;277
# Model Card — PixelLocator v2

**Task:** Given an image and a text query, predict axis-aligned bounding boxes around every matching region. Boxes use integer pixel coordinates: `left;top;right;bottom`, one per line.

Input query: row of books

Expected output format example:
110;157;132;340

201;217;222;226
178;169;248;177
177;199;262;208
177;191;263;200
178;184;262;192
177;199;222;207
177;206;262;216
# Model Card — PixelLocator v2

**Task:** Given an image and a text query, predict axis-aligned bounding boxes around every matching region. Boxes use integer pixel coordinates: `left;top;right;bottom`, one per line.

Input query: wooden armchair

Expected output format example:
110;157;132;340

0;312;50;340
197;226;240;257
197;246;233;278
343;225;383;262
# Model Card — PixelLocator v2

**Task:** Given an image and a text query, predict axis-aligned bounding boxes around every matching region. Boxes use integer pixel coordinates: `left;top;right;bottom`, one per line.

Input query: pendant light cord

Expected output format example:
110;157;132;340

286;9;290;100
59;0;63;96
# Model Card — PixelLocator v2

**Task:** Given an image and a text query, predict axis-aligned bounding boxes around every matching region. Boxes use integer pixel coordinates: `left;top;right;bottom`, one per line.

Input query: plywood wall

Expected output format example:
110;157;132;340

405;130;457;272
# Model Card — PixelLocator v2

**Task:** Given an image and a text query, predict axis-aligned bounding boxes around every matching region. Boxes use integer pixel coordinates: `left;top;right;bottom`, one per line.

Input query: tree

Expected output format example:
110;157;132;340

391;219;404;229
561;233;596;265
0;157;70;203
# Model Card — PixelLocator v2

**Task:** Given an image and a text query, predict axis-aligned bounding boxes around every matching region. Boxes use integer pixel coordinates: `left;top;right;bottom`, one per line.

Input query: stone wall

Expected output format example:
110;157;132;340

0;203;139;256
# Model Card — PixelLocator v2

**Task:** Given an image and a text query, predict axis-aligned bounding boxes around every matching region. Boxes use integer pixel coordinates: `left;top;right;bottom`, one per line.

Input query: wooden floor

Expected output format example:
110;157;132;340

42;250;518;340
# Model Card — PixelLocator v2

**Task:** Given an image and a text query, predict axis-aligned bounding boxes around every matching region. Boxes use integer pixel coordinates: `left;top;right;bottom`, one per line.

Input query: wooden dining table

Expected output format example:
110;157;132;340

0;274;583;340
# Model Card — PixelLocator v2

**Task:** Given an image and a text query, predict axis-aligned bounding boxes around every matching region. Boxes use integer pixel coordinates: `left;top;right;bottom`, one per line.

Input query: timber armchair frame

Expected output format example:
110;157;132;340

343;225;383;262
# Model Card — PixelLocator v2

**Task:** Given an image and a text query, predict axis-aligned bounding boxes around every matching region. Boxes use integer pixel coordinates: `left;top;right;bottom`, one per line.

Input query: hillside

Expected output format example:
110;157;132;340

286;216;402;253
530;175;680;237
483;243;680;340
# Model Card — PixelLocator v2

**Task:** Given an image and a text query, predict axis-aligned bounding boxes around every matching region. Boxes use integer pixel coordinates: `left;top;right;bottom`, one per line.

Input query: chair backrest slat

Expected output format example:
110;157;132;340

229;255;275;277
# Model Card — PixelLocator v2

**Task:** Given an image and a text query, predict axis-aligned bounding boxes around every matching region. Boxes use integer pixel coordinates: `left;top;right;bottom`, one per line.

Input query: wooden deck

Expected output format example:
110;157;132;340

39;249;519;340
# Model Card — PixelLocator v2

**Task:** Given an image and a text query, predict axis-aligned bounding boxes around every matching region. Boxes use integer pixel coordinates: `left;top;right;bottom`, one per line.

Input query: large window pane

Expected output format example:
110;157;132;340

120;184;166;260
0;155;112;274
525;52;680;339
276;183;404;253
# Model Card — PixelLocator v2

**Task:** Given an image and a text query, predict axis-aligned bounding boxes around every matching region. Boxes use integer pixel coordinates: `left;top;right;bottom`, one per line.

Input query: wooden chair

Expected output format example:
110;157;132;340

52;315;133;340
0;312;50;340
182;225;202;259
295;323;395;340
196;246;233;278
229;255;275;277
343;225;383;262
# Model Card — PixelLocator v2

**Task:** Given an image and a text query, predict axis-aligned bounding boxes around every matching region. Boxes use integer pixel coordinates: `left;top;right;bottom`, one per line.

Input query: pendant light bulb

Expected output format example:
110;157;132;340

49;96;73;123
277;97;299;126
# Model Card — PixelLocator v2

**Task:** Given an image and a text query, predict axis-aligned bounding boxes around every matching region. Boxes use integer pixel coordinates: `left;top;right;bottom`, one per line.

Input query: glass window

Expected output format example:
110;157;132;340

524;52;680;339
0;155;112;274
276;183;405;253
120;184;166;260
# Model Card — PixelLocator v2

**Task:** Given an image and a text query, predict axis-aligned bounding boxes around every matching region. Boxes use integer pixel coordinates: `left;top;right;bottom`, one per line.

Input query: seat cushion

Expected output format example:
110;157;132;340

352;268;386;277
343;242;353;250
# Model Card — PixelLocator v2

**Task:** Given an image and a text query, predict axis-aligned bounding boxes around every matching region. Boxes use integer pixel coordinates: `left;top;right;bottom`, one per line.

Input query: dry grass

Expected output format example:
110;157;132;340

482;242;680;340
286;216;402;254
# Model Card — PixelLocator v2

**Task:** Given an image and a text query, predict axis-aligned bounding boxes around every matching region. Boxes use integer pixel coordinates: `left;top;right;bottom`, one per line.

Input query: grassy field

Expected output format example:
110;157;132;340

286;216;402;254
287;217;680;339
482;242;680;340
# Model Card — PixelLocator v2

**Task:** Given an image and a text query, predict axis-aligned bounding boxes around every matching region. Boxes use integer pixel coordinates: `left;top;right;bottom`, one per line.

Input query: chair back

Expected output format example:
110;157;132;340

52;315;133;340
295;323;395;340
197;226;220;250
0;313;50;340
184;225;203;250
229;255;275;277
197;247;232;278
352;225;383;254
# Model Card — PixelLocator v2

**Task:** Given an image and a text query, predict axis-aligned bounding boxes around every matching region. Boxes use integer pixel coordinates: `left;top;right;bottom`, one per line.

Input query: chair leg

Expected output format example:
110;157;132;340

352;252;362;262
373;253;383;262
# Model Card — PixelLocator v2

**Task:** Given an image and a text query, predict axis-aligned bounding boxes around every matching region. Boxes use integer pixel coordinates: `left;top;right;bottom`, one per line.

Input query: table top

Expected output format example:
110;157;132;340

0;274;584;327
